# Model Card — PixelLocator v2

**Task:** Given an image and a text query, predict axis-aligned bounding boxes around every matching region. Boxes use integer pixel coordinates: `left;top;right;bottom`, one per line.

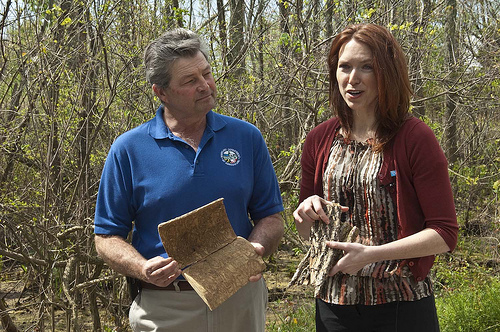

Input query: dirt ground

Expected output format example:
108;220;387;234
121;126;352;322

264;248;315;325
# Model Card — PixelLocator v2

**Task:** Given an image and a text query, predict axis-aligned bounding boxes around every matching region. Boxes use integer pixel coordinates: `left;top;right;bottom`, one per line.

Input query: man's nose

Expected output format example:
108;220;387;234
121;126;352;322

197;78;210;91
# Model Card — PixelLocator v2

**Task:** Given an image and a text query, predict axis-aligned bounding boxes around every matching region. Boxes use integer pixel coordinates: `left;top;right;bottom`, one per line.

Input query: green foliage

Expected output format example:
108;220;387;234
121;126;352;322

432;231;500;331
292;247;303;257
436;279;500;332
267;298;315;332
279;144;296;158
1;0;499;330
493;179;500;194
434;254;493;294
103;325;117;332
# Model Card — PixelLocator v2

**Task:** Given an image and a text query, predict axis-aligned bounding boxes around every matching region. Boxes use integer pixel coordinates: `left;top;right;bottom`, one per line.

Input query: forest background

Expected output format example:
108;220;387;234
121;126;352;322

0;0;499;331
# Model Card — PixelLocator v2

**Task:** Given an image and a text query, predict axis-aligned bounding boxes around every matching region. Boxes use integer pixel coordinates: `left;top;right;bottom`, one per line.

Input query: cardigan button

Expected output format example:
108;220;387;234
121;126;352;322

416;276;423;281
408;261;415;267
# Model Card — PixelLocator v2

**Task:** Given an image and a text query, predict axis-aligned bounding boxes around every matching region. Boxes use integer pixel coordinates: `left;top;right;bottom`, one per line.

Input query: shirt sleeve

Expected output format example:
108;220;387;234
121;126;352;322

299;129;319;203
405;121;459;251
94;143;135;239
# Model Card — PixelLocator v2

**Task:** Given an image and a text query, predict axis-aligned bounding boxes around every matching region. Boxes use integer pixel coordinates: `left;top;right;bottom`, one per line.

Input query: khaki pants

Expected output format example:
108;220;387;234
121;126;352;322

129;278;267;332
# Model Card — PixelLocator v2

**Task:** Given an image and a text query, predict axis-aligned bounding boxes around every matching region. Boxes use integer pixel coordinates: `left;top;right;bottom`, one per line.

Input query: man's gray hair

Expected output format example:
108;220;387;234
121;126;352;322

144;28;210;88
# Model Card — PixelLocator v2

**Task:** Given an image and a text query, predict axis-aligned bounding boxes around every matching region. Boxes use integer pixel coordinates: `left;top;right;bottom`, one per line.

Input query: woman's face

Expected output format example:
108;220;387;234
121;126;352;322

336;39;378;114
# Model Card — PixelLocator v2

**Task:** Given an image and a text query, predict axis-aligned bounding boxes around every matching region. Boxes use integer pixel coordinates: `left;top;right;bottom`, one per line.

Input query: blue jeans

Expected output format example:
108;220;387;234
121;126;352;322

316;294;440;332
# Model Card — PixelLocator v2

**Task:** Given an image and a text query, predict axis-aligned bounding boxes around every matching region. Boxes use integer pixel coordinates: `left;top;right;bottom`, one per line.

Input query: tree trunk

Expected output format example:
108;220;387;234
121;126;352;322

216;0;228;67
409;0;431;117
444;0;459;164
228;0;245;76
325;0;334;38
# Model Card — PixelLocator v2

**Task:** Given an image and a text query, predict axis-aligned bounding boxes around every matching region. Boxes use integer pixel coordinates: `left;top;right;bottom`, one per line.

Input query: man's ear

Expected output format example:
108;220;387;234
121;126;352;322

152;84;166;103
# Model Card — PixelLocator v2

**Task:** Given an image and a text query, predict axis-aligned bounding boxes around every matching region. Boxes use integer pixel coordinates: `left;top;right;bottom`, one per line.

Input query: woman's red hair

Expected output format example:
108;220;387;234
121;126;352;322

328;23;413;151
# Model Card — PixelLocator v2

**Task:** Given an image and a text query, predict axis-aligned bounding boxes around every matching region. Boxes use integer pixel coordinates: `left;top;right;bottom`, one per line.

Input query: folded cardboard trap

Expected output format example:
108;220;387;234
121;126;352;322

158;198;265;310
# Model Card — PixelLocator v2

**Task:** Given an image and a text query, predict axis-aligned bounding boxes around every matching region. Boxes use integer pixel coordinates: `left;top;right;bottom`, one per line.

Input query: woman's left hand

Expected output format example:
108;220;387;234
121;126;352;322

327;228;452;276
326;241;373;276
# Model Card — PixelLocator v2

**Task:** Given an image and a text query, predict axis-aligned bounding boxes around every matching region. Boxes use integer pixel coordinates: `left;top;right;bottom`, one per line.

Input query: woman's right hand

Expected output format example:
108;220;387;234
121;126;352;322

293;195;348;239
293;195;333;225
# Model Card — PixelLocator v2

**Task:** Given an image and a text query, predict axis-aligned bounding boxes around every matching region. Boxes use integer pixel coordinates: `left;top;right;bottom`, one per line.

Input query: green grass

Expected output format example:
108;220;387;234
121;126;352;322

436;278;500;332
267;280;500;332
434;255;500;332
267;242;500;332
266;297;315;332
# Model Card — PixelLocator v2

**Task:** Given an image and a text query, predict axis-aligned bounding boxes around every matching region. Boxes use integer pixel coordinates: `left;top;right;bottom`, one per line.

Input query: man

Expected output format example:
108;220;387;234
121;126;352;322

94;28;284;331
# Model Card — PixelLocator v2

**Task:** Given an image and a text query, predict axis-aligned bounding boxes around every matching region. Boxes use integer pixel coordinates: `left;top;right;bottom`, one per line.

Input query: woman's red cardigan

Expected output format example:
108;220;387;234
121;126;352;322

299;116;459;281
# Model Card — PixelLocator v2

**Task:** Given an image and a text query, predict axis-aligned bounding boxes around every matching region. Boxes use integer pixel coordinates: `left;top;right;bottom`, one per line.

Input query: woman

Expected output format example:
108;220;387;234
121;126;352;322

293;24;458;332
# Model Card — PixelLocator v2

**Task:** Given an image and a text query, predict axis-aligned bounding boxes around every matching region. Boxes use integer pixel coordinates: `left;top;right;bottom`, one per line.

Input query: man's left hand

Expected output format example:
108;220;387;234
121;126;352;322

248;242;265;282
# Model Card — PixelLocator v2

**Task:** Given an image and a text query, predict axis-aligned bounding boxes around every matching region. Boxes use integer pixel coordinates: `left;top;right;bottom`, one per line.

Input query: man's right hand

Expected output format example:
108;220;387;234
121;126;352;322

142;256;182;287
95;234;183;286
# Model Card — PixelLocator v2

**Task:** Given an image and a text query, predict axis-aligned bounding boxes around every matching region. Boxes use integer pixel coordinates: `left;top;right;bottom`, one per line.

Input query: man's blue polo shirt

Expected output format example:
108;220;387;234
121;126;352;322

94;106;284;259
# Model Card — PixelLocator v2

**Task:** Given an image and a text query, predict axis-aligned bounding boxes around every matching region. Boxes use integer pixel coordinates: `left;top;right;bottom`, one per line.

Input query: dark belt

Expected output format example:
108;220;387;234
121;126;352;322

140;280;194;291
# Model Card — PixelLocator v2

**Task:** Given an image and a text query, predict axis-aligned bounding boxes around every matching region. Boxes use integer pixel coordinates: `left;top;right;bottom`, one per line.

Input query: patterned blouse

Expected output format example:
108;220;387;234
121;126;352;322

321;132;433;305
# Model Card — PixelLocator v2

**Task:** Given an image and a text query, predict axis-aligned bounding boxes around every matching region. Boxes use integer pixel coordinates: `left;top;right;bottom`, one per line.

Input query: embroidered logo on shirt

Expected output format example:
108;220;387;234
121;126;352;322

220;148;241;166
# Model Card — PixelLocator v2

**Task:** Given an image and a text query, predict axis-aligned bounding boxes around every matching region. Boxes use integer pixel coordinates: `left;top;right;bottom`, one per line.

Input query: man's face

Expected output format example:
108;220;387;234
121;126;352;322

157;51;217;120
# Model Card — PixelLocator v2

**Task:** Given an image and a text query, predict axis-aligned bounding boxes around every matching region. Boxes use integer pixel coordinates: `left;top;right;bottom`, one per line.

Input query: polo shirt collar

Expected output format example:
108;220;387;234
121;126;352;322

148;105;226;140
